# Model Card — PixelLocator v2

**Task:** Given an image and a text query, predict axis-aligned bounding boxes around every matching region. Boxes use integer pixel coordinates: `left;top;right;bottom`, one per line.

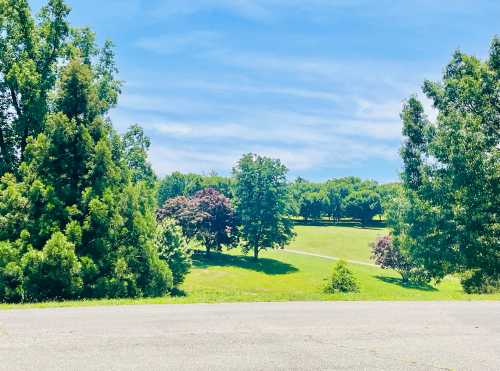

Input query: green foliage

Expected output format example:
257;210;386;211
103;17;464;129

0;241;23;302
157;171;232;206
299;191;326;221
324;260;359;293
123;124;156;187
344;189;382;225
21;232;83;302
155;219;191;286
371;235;430;285
0;1;176;303
289;176;389;223
157;172;204;206
233;153;295;259
460;270;500;295
395;37;500;291
5;224;500;308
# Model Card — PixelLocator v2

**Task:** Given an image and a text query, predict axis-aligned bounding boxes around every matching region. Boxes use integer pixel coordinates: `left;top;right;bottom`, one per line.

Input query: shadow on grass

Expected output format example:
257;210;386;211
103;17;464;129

192;251;299;275
375;275;438;292
170;287;188;297
293;218;386;230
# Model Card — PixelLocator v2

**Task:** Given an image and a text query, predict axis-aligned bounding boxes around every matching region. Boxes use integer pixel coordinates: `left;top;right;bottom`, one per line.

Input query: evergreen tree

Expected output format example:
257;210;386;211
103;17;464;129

0;1;173;302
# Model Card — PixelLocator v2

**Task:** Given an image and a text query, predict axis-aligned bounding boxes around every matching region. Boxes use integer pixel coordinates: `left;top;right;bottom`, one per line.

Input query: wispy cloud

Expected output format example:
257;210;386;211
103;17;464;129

135;31;220;55
145;0;493;24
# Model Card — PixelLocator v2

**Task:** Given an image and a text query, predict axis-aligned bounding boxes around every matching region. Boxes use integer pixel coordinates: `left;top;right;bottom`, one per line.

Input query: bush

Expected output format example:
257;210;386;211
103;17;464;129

155;219;192;286
461;271;500;294
371;235;430;285
324;260;359;293
144;256;173;297
0;242;24;302
22;232;83;302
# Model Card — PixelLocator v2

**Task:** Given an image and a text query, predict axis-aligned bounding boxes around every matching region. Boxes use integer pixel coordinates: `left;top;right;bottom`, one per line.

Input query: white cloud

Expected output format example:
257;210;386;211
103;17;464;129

420;95;439;122
177;81;343;103
135;31;220;55
149;146;239;175
118;93;217;115
146;133;399;177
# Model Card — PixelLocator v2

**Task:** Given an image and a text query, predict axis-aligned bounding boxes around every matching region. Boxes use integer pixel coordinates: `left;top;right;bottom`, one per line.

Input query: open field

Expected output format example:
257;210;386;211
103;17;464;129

1;223;499;309
289;220;388;262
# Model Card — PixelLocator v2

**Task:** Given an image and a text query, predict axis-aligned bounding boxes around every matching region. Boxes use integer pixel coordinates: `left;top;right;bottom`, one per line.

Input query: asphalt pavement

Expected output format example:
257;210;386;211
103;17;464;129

1;301;499;370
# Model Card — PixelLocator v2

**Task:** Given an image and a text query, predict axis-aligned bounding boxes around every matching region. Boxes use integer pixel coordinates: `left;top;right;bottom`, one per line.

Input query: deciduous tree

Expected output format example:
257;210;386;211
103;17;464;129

395;37;500;292
233;154;295;259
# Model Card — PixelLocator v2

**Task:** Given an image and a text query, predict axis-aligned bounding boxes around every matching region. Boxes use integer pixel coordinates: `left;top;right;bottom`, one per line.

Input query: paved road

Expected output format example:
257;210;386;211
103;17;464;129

1;301;499;370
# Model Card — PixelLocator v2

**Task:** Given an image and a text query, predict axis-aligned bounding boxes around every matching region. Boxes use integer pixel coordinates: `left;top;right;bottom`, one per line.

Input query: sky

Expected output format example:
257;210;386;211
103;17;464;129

31;0;500;182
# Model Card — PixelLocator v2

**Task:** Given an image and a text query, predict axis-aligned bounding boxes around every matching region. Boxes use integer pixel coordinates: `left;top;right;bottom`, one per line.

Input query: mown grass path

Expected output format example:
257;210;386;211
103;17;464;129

281;248;377;267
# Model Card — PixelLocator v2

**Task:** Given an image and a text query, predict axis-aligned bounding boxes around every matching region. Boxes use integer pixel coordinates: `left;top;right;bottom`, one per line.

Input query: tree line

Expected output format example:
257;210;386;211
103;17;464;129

158;173;399;226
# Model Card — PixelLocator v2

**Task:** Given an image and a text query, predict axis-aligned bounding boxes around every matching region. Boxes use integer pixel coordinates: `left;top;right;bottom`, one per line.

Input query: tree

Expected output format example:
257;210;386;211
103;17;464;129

395;37;500;292
322;179;351;222
201;174;233;199
0;1;122;176
378;182;401;218
0;0;71;173
370;235;428;284
157;172;189;206
0;0;175;302
193;188;239;255
157;188;239;256
157;172;205;206
157;196;205;242
233;154;295;259
122;124;156;187
344;190;382;225
299;191;325;221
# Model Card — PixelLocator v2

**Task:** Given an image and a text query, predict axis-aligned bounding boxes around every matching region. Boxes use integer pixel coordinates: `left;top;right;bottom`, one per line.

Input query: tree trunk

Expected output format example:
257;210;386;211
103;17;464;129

253;247;259;260
0;126;10;171
400;271;409;284
206;245;211;257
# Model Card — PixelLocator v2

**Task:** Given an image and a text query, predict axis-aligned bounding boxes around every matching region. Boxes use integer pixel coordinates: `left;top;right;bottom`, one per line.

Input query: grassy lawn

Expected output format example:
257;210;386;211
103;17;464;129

2;223;499;309
289;220;388;262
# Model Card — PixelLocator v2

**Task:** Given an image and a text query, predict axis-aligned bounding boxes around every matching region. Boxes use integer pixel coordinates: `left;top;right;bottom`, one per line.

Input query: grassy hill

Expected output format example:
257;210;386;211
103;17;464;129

2;222;499;309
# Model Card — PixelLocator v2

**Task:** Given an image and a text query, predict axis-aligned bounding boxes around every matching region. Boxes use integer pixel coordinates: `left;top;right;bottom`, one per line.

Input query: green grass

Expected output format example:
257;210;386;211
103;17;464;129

2;223;499;309
289;220;388;262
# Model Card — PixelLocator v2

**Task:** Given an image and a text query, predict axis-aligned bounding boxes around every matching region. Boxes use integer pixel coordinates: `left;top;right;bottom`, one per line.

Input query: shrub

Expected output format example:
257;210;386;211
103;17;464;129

155;219;191;286
21;232;83;302
461;271;500;294
144;256;173;297
0;242;24;302
371;235;430;285
324;260;359;293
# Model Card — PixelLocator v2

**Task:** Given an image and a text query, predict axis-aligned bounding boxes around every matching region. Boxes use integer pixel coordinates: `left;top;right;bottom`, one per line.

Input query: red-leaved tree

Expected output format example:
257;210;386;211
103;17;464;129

157;188;238;255
371;235;413;283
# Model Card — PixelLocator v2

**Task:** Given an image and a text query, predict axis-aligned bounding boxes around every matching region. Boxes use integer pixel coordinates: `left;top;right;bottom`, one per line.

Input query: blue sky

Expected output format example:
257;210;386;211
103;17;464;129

31;0;499;182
